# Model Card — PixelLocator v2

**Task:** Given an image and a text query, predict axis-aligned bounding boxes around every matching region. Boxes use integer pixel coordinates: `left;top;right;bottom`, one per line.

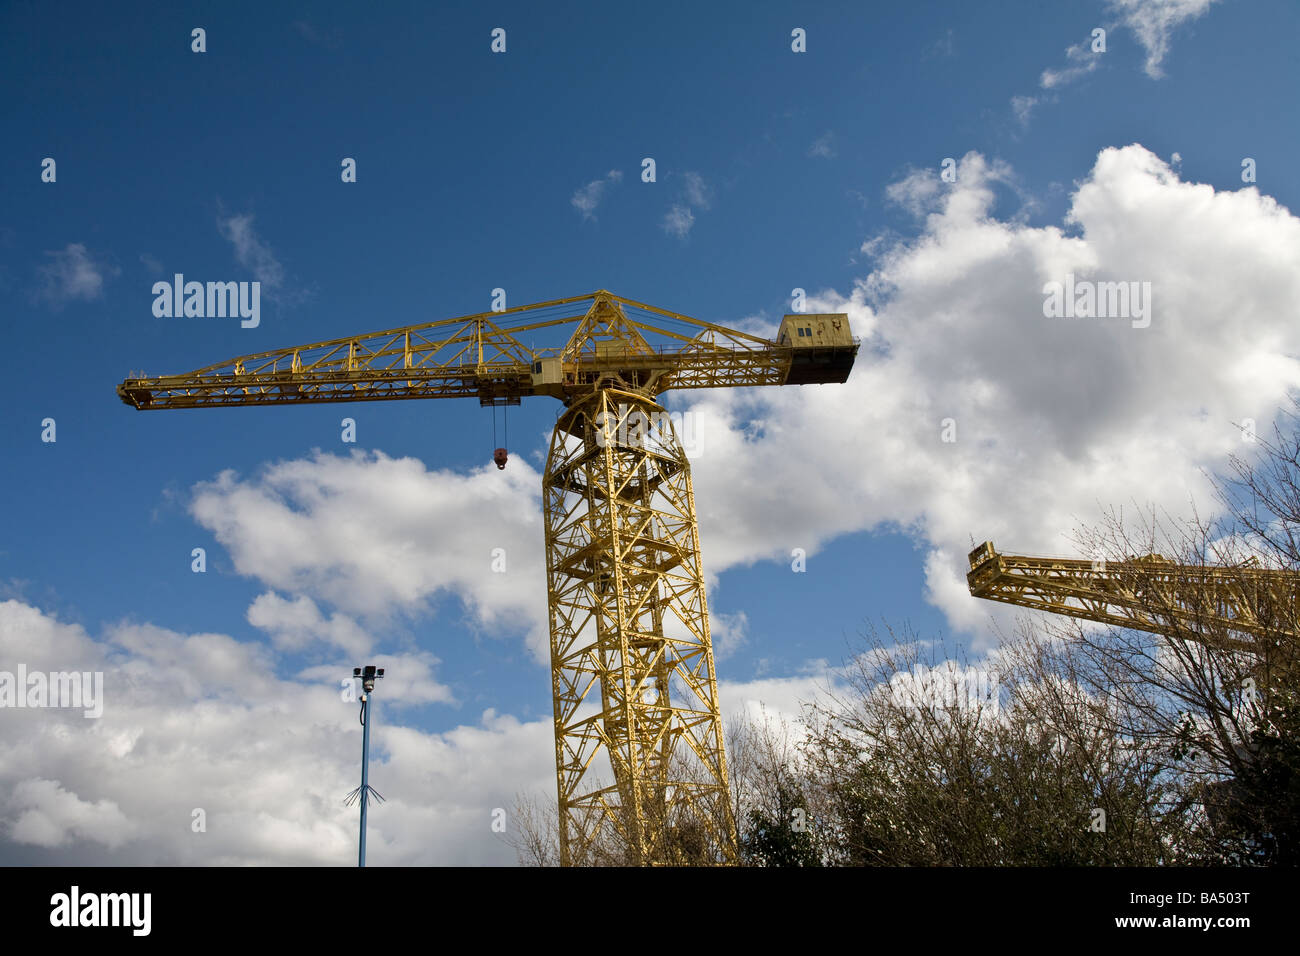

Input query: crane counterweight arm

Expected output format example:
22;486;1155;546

117;291;858;410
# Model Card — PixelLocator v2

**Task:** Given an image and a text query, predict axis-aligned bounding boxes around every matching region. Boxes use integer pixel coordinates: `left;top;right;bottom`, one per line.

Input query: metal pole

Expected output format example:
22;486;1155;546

359;691;371;868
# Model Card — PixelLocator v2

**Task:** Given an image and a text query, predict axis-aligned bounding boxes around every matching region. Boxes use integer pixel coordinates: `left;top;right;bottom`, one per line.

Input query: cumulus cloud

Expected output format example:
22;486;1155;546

885;167;945;217
189;450;549;659
676;145;1300;645
719;672;833;728
35;243;115;306
246;591;375;658
571;169;623;221
297;651;455;707
0;600;542;864
885;154;1024;221
0;597;815;865
9;779;134;849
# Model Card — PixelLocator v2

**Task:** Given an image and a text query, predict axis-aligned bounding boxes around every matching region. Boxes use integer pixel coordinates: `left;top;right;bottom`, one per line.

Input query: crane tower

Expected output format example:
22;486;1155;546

118;291;858;864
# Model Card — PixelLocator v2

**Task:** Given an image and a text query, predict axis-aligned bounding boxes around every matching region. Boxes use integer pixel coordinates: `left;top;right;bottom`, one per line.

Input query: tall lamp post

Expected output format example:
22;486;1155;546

345;665;385;867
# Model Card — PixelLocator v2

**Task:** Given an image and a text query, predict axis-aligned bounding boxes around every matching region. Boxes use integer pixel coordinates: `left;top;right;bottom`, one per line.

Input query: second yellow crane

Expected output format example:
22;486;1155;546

967;540;1298;650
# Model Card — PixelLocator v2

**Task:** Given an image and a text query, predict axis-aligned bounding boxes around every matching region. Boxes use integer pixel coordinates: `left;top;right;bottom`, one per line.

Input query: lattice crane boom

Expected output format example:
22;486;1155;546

967;541;1299;651
118;291;858;866
968;542;1299;842
117;290;855;410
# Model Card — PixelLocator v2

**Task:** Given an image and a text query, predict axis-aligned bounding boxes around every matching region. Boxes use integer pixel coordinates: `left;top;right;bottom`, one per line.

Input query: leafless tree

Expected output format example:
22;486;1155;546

802;622;1183;864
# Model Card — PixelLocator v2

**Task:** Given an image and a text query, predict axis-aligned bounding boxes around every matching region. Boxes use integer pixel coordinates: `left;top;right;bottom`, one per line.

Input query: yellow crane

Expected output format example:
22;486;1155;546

118;290;858;865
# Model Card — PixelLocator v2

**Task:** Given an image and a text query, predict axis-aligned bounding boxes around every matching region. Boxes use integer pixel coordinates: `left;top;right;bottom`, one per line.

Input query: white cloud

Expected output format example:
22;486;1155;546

1040;41;1101;90
710;609;750;659
1108;0;1219;78
1010;95;1040;126
675;145;1300;646
216;212;286;291
662;172;712;239
720;673;831;728
885;155;1022;220
923;28;955;60
683;171;712;209
885;168;943;217
297;650;456;707
10;779;134;849
662;203;696;239
0;591;1103;864
246;591;375;657
189;450;550;660
1020;1;1219;126
808;131;837;159
0;600;542;864
35;243;114;306
571;169;623;221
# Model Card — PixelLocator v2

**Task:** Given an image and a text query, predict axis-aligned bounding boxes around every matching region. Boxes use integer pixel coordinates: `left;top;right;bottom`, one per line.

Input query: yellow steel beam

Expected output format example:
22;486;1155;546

967;541;1298;649
544;390;736;864
117;292;855;410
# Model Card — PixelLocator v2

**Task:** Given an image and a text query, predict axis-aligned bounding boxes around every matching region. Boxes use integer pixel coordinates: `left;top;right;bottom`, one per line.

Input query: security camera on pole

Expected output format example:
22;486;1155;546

345;665;385;867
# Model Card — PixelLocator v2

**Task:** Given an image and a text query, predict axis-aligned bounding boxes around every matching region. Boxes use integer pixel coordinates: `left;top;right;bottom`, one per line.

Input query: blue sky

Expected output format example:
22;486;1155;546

3;0;1299;864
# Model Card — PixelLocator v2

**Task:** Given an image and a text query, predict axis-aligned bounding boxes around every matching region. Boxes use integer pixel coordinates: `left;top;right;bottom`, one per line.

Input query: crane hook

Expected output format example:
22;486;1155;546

490;400;509;469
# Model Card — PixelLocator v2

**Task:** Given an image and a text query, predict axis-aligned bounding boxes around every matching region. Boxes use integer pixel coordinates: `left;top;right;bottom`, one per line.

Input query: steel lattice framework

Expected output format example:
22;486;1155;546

116;291;819;410
118;291;858;865
545;390;730;864
967;541;1299;651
